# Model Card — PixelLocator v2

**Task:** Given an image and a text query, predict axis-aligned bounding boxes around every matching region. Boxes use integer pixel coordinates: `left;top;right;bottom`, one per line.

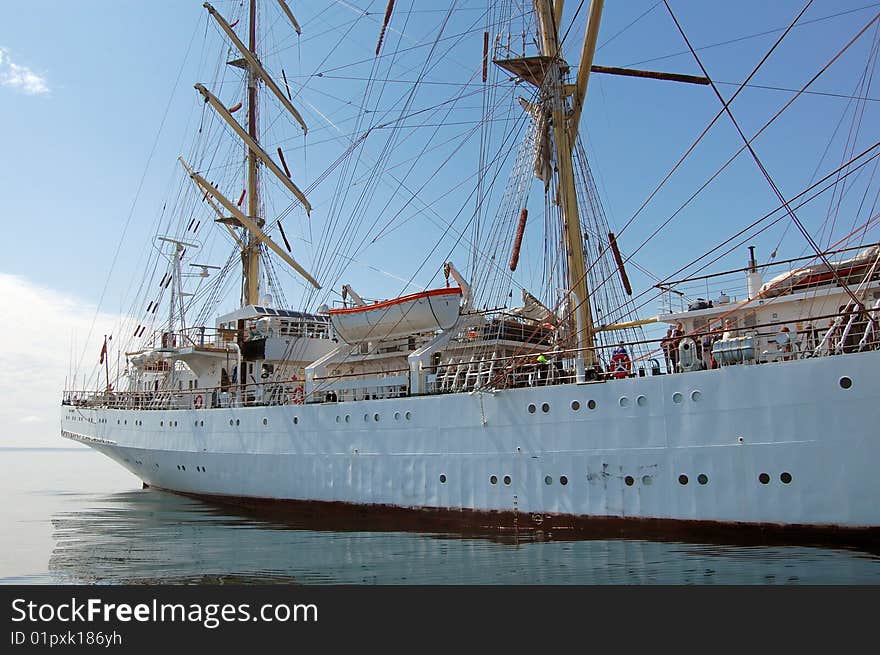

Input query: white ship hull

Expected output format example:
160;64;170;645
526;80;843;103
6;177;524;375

62;350;880;534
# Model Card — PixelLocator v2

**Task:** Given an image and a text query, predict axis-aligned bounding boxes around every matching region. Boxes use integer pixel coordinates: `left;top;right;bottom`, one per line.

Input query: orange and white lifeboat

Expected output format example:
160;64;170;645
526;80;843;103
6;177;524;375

329;287;462;344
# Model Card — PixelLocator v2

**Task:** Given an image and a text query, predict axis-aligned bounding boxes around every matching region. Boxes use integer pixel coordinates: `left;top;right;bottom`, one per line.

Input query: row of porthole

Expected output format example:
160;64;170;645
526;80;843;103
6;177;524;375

438;475;573;486
677;472;793;485
159;420;179;427
173;464;208;473
176;464;207;473
528;376;852;417
294;411;415;426
529;390;707;415
437;472;792;487
677;474;709;486
84;376;846;428
760;472;793;484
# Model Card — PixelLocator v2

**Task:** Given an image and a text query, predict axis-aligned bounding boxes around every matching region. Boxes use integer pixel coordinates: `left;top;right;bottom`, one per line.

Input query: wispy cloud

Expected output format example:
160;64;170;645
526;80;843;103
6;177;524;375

0;47;49;95
0;274;118;446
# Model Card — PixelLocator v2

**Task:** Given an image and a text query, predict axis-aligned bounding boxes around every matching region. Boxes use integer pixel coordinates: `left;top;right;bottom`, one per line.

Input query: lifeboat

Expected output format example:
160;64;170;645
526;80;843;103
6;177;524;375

329;287;462;344
760;245;880;298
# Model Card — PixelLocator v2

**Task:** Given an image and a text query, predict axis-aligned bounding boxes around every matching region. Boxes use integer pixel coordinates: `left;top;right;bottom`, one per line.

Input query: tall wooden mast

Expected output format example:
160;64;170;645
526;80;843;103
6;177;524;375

495;0;604;367
531;0;603;366
196;2;317;293
243;0;261;306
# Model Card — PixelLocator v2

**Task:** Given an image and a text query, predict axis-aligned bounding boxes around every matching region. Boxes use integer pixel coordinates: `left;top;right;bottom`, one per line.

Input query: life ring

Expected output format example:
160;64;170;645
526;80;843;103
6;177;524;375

291;386;305;405
610;350;632;379
193;394;203;409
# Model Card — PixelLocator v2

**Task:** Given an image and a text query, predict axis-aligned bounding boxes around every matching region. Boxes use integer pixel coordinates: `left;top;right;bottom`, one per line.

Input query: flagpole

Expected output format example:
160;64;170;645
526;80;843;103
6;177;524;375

103;335;110;392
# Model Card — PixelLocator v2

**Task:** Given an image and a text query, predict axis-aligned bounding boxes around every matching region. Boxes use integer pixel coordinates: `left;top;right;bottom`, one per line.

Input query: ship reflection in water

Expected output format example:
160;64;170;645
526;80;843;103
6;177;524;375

48;487;880;585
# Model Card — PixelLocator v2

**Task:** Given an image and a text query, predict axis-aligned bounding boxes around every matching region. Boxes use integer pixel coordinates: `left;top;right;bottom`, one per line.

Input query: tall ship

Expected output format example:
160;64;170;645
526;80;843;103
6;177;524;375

62;1;880;539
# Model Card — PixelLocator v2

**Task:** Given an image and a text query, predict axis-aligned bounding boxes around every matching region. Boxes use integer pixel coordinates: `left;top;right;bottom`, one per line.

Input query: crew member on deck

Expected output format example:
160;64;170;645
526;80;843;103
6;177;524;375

661;327;674;374
536;353;550;386
776;325;793;359
721;319;736;341
669;322;684;373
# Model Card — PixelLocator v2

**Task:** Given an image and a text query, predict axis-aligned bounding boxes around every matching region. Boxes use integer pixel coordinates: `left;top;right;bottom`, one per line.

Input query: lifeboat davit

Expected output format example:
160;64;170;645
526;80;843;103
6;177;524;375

329;287;462;344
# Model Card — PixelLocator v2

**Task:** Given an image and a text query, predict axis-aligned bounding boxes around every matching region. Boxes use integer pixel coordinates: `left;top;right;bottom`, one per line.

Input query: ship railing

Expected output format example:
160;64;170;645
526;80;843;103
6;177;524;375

150;326;244;351
61;308;880;409
61;378;303;411
308;371;410;403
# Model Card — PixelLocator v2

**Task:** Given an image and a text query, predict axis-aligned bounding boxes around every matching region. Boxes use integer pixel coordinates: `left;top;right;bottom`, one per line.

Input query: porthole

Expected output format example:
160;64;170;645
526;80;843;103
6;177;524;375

691;390;702;402
373;413;380;422
439;474;447;484
194;420;198;427
544;475;553;485
405;411;412;420
124;420;127;425
117;420;120;425
160;421;164;427
394;412;401;421
335;416;341;423
642;475;653;486
262;418;268;426
587;399;597;410
541;403;550;413
678;474;689;485
345;415;351;423
503;475;511;485
759;473;770;484
672;392;683;404
839;376;853;389
624;475;634;486
490;475;498;485
570;400;580;411
235;419;240;426
780;472;792;484
528;403;536;414
697;473;708;485
560;475;568;486
181;465;186;471
293;417;299;425
364;414;370;423
636;395;647;407
619;396;630;408
228;419;234;427
200;421;204;427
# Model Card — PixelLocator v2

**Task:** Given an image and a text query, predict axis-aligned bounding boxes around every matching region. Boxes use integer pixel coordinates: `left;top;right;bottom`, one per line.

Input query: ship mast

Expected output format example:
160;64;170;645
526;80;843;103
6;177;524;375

534;0;603;367
187;2;318;302
243;0;261;307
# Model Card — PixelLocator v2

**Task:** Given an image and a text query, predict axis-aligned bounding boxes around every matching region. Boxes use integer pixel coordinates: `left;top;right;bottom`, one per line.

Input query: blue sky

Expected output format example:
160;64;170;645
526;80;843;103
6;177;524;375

2;1;879;441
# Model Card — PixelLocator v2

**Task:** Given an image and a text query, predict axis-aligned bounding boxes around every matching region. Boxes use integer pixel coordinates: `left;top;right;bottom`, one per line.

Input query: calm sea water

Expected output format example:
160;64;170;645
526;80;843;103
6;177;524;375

2;446;879;584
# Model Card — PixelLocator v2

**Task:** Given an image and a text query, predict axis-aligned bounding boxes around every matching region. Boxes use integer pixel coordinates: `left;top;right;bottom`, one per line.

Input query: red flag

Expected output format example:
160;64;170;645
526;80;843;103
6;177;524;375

99;338;107;365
